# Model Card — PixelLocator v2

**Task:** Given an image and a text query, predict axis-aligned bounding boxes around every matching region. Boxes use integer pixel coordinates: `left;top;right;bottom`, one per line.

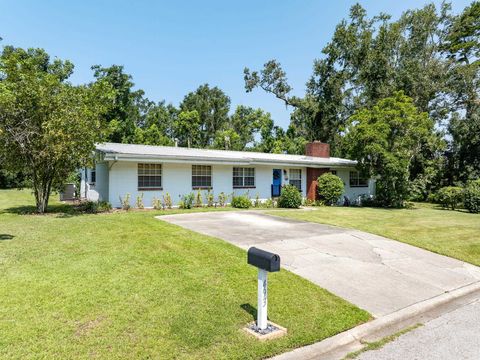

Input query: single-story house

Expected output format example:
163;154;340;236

80;141;374;208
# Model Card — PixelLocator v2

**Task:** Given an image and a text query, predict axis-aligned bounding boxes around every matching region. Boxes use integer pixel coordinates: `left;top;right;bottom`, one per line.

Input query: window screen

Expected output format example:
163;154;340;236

138;163;162;190
349;171;368;187
192;165;212;188
289;169;302;191
233;167;255;188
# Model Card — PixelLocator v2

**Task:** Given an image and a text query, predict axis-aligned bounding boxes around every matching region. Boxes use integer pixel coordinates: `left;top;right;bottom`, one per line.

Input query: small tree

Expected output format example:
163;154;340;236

345;92;437;207
0;46;112;213
317;173;344;205
437;186;464;210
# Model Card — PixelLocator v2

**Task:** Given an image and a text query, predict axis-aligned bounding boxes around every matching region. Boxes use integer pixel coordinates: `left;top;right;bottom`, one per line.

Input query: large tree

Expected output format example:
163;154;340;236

345;92;440;207
91;64;144;143
179;84;230;147
443;1;480;182
0;46;112;213
244;3;451;159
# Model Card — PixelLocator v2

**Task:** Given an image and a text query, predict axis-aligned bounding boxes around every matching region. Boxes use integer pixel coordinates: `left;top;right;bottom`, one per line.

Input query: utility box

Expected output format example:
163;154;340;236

247;247;280;273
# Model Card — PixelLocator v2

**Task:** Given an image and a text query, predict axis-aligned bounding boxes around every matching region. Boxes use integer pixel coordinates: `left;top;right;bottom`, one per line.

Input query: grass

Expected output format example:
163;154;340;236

343;324;422;359
0;189;370;359
268;203;480;266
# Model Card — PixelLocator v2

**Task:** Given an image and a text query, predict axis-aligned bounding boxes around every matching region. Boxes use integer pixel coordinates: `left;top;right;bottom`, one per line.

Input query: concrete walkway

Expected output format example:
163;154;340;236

158;211;480;317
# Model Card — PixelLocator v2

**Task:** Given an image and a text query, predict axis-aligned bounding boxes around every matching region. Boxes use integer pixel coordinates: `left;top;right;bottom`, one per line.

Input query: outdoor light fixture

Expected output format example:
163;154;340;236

244;247;287;341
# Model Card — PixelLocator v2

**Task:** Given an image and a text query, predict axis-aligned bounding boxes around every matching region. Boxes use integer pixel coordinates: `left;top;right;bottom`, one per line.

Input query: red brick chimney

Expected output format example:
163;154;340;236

306;141;330;158
306;141;330;200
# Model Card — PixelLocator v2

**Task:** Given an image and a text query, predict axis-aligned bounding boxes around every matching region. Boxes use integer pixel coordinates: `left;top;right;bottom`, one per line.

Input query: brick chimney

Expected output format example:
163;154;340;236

306;141;330;158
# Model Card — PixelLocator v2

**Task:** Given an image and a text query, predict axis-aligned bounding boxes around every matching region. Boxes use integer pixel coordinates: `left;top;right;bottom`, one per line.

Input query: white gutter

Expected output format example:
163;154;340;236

101;152;357;168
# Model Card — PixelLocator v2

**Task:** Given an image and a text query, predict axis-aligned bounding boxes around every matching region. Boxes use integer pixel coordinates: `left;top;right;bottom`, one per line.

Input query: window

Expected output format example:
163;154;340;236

138;163;162;190
192;165;212;188
289;169;302;191
349;171;368;187
233;167;255;188
90;170;96;184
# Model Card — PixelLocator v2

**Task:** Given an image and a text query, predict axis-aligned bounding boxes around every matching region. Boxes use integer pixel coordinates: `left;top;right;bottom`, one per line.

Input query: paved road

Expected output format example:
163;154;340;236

358;299;480;360
158;211;480;317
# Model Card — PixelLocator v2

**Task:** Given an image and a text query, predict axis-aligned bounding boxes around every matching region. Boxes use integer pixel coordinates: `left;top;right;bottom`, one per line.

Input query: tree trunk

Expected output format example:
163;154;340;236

33;175;53;214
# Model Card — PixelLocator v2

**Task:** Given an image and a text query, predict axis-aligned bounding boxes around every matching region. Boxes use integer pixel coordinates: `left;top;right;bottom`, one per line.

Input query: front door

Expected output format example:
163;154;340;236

272;169;282;197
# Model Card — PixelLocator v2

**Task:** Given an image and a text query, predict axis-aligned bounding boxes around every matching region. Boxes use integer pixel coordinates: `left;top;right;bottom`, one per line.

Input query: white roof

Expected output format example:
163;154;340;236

95;142;357;168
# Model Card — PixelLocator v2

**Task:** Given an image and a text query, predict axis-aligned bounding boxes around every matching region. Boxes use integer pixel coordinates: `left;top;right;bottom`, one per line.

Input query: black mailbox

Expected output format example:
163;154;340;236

247;247;280;272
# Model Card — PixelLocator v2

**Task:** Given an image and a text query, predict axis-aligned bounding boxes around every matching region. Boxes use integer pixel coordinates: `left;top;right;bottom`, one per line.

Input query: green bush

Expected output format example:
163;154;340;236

278;185;302;208
231;194;251;208
218;192;227;207
194;190;203;207
317;173;344;205
464;180;480;214
163;192;173;209
152;197;162;210
79;200;112;213
436;186;463;210
136;193;144;209
179;193;194;209
119;193;131;210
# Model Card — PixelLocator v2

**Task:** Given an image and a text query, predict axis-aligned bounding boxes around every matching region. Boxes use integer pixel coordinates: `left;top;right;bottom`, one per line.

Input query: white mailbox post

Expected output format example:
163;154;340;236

257;268;268;330
247;247;280;330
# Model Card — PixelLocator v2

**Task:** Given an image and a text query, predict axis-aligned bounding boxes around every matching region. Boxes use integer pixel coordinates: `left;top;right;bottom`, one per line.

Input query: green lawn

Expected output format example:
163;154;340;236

269;203;480;266
0;189;370;359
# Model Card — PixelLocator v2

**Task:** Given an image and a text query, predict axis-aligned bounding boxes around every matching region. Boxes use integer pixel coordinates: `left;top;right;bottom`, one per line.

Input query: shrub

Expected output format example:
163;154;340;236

464;180;480;214
119;193;131;210
79;200;112;213
427;192;438;203
317;173;344;205
254;193;260;208
218;192;227;207
163;192;172;209
436;186;463;210
303;198;315;207
136;193;144;209
264;198;275;208
194;190;203;207
231;194;251;208
152;197;162;210
207;190;214;207
278;185;302;208
179;193;194;209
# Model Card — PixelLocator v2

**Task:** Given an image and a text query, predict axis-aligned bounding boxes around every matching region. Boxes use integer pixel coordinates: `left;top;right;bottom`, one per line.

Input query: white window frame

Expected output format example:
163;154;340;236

289;169;302;192
233;167;255;188
349;171;368;187
138;163;162;190
192;165;212;189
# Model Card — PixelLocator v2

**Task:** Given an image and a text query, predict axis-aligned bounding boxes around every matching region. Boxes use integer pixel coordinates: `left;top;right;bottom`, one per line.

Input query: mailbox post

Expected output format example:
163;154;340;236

247;247;280;330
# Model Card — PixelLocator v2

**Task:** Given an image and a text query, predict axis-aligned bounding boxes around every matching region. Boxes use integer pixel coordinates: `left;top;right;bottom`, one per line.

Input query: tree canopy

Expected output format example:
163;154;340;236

0;46;113;212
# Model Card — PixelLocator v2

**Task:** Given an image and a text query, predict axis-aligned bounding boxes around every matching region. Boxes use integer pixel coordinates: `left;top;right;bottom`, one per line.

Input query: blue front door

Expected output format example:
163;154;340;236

272;169;282;197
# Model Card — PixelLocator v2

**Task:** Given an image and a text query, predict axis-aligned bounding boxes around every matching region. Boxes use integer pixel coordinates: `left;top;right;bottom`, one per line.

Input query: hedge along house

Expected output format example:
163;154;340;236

80;141;375;208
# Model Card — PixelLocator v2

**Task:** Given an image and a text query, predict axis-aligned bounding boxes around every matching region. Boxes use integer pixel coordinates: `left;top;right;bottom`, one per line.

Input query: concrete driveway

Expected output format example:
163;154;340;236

158;211;480;317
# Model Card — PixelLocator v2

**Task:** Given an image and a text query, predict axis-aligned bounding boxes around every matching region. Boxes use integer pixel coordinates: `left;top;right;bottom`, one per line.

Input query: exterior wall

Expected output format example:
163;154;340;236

334;168;375;203
107;161;307;208
80;163;109;202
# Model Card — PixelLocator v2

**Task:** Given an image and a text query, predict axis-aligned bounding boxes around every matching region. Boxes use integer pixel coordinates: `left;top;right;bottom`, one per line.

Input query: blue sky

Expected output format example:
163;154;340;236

0;0;471;128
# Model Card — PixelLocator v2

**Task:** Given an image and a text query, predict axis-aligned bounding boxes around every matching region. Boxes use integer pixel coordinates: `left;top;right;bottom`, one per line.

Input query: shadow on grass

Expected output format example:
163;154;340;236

1;203;83;217
0;234;14;241
240;303;257;321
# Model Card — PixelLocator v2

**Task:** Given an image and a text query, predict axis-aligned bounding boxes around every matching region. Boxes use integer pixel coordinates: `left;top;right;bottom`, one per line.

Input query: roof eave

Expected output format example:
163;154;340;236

100;151;357;168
